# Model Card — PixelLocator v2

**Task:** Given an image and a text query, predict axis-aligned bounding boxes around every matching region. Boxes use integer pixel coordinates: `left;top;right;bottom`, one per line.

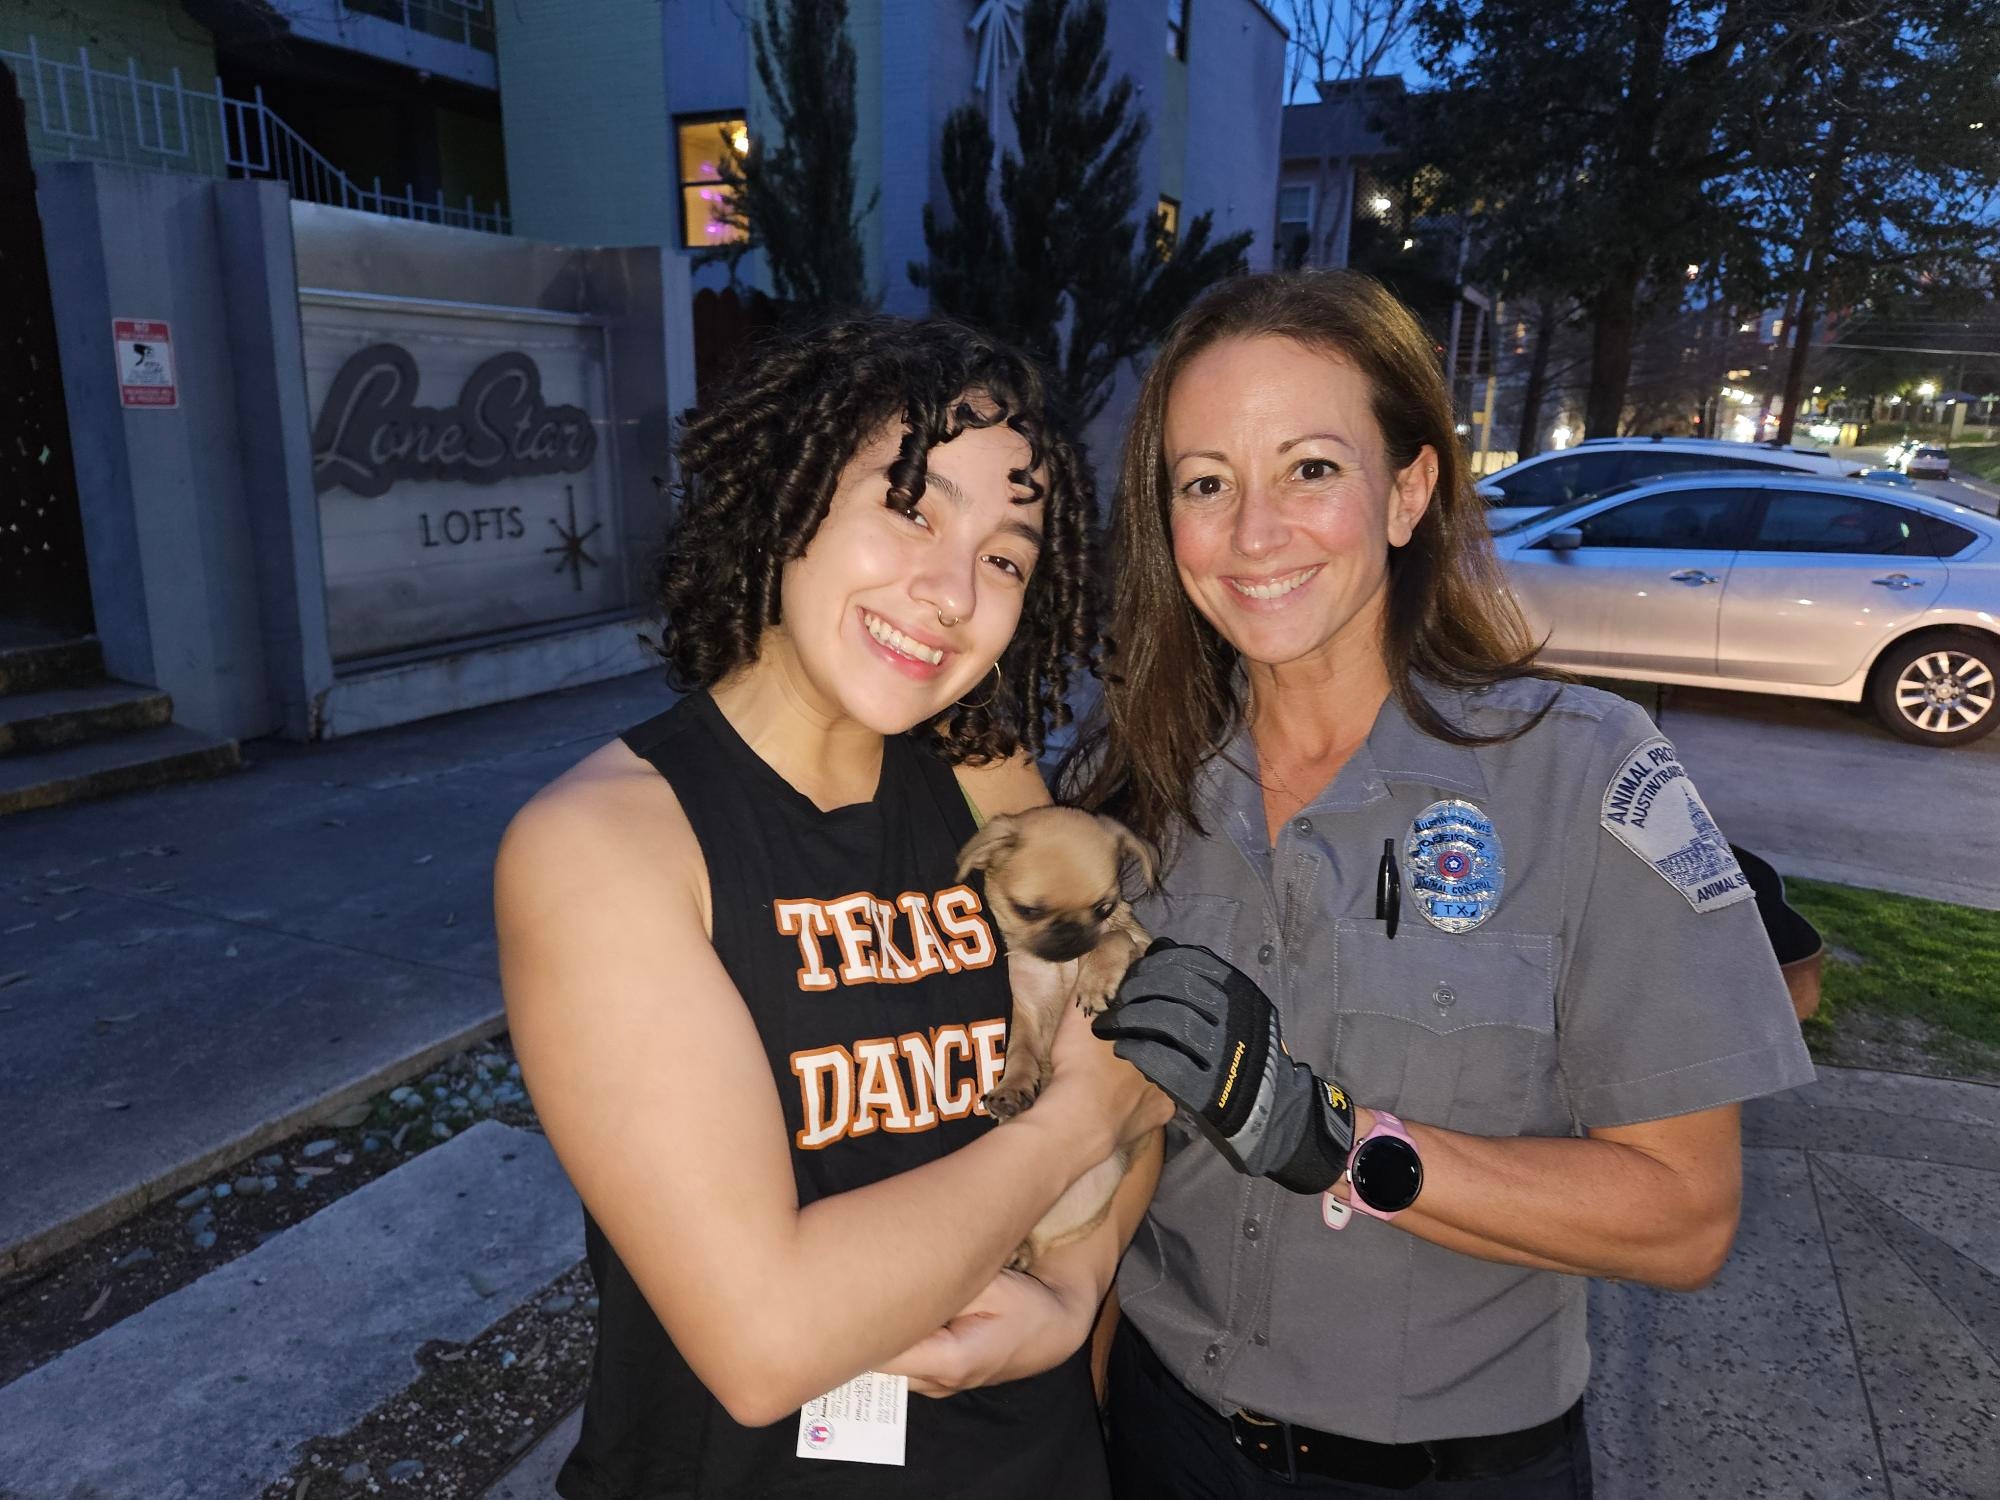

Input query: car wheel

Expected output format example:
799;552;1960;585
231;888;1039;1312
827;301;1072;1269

1870;633;2000;746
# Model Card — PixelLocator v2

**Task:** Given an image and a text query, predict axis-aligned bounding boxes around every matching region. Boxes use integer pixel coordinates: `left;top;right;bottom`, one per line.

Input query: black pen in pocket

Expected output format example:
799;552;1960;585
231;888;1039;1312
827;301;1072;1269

1374;838;1400;939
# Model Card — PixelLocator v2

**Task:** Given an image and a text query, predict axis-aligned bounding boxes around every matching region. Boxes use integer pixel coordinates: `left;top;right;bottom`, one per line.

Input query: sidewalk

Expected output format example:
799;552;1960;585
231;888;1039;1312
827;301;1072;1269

2;1063;1991;1498
0;668;671;1273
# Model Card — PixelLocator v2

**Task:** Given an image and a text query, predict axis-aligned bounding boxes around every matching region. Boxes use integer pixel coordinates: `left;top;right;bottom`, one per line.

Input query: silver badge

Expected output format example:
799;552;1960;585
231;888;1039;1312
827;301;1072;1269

1404;799;1504;933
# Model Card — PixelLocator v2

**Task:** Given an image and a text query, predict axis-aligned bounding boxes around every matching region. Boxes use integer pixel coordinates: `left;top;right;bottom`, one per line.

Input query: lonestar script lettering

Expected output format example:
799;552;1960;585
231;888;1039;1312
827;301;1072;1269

311;343;597;497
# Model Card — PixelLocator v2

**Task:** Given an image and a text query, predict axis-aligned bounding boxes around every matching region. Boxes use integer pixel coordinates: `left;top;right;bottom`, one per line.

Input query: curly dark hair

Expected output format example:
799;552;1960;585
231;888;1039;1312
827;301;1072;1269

652;314;1099;764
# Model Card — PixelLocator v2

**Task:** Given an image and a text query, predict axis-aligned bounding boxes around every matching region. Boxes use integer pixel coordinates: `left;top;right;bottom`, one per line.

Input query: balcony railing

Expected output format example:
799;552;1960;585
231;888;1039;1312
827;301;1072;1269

337;0;496;53
0;37;508;234
258;1;496;88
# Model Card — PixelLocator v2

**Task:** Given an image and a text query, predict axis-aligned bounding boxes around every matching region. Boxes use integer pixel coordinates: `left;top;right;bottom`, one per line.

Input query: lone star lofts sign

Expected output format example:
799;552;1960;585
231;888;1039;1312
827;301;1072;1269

303;322;622;665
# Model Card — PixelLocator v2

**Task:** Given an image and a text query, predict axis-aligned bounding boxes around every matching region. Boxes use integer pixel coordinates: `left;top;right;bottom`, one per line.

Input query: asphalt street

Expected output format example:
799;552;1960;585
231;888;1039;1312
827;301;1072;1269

1660;685;2000;911
1835;440;1999;516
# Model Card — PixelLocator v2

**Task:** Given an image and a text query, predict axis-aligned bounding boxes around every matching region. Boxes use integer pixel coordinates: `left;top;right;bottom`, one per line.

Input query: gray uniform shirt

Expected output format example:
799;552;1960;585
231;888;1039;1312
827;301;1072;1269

1117;677;1815;1443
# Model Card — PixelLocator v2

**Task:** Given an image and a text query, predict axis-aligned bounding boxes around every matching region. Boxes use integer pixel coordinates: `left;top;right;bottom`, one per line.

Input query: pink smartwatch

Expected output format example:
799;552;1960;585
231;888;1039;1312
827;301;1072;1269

1321;1110;1423;1230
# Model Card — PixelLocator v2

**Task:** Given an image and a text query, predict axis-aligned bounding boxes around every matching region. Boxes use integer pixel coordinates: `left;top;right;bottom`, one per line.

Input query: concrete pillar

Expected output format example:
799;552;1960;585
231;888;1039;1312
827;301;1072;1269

38;163;285;741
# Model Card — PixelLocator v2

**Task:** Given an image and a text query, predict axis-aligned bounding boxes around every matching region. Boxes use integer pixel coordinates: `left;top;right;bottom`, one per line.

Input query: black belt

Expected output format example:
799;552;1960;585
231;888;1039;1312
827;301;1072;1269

1125;1324;1575;1490
1226;1401;1575;1488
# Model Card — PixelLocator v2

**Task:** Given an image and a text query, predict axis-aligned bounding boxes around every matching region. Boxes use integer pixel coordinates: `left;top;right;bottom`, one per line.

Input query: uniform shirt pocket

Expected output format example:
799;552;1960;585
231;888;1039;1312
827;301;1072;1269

1140;891;1247;966
1331;917;1559;1137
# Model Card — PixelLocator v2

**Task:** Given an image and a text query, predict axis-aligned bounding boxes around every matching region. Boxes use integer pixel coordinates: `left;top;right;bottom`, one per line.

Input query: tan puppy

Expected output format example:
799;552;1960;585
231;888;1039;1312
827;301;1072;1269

958;806;1155;1269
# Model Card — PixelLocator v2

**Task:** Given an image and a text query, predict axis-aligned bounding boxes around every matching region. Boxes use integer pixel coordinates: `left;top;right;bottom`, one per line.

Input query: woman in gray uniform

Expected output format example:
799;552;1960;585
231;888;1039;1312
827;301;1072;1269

1073;271;1816;1496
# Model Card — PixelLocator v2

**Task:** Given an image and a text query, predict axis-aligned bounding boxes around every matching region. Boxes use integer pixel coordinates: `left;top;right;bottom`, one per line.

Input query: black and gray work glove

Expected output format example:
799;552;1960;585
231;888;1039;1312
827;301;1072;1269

1092;940;1355;1193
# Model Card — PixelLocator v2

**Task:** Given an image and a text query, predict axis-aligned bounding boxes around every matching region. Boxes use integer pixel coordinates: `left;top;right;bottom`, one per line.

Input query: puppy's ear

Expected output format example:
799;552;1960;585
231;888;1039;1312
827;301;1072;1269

1101;816;1158;894
957;814;1021;881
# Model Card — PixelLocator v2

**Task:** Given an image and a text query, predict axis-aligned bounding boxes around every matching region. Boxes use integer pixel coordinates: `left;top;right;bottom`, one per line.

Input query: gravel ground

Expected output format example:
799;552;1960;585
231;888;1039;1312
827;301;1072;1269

256;1261;595;1498
0;1036;543;1389
1805;1001;2000;1087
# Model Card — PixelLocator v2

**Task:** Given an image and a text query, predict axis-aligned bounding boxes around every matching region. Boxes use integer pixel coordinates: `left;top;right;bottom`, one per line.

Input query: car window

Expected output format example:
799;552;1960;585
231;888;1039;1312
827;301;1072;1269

1915;447;1948;459
1749;492;1929;556
1925;515;1979;556
1629;452;1794;478
1493;451;1628;505
1566;489;1750;550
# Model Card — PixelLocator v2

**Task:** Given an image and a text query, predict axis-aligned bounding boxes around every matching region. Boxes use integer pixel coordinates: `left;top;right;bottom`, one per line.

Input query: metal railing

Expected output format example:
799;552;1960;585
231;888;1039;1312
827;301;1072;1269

336;0;496;53
219;84;509;232
0;37;508;234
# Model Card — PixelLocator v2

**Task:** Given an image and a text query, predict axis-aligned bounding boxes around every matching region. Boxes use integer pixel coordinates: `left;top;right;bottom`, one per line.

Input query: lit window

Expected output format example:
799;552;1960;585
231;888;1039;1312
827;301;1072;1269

1168;0;1189;60
1157;195;1180;238
675;115;749;251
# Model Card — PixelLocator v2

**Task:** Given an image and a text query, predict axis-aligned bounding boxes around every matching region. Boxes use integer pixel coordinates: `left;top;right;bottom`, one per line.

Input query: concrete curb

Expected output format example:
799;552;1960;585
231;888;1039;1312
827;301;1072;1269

0;1121;582;1500
0;1008;507;1278
482;1405;583;1498
1953;472;2000;506
1766;852;2000;914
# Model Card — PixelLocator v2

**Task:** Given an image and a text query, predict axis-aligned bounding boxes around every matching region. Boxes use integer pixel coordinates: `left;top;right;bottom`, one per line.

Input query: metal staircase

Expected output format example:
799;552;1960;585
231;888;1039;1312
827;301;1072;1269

0;35;508;234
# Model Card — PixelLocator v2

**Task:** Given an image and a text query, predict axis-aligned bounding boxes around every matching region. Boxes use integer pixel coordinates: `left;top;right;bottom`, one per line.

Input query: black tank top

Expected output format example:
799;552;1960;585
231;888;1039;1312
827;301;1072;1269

555;691;1110;1500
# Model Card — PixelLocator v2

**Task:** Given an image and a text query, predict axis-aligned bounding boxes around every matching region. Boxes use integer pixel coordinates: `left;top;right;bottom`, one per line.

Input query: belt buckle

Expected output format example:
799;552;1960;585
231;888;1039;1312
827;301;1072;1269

1229;1409;1298;1484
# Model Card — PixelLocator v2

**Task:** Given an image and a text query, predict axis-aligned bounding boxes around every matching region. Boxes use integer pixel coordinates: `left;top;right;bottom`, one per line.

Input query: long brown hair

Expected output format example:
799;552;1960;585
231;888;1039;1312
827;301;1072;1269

1062;270;1553;855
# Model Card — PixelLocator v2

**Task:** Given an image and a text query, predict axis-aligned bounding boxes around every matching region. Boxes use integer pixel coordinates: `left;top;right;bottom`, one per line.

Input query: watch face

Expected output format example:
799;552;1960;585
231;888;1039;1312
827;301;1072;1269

1352;1135;1423;1213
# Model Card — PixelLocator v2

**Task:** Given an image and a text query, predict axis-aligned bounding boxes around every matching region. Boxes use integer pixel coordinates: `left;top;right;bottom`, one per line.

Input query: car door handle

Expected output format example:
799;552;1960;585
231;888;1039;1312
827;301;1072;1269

1871;574;1926;590
1668;569;1719;585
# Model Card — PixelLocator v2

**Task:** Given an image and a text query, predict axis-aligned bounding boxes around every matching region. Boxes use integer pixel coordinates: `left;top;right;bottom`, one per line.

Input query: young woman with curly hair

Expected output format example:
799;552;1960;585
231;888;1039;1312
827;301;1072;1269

496;314;1170;1500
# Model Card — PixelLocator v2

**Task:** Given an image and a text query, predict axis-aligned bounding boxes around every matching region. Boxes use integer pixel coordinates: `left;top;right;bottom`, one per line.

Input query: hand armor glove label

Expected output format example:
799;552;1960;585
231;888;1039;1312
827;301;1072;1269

1092;940;1355;1192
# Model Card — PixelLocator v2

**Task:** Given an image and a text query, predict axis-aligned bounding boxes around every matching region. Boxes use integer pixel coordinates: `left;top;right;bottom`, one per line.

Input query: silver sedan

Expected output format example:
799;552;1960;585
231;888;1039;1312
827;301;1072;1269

1491;474;2000;745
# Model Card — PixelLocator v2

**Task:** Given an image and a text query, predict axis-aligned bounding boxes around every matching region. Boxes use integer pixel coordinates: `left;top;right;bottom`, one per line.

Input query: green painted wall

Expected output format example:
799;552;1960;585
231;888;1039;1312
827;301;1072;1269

1;0;222;176
0;0;216;89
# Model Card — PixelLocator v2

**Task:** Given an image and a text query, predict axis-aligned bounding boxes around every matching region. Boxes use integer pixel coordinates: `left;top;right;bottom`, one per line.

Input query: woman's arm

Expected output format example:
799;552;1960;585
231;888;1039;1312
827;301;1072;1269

1097;944;1744;1295
883;1123;1163;1394
1335;1104;1742;1290
497;768;1167;1428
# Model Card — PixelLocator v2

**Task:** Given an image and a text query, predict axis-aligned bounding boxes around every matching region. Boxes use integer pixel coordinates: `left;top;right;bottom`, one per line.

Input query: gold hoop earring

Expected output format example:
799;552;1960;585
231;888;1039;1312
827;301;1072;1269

960;661;1004;712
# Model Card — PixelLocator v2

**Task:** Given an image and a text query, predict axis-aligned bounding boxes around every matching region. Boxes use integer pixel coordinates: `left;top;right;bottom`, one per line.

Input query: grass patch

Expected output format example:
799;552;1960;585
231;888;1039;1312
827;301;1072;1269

1786;878;2000;1065
1951;443;2000;484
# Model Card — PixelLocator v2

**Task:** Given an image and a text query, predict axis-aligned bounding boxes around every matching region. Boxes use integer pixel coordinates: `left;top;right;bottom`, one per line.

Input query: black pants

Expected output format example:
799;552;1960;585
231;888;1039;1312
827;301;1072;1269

1104;1325;1593;1500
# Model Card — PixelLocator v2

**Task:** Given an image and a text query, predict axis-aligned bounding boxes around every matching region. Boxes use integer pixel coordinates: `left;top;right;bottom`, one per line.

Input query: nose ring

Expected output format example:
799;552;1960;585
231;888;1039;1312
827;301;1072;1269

937;609;962;628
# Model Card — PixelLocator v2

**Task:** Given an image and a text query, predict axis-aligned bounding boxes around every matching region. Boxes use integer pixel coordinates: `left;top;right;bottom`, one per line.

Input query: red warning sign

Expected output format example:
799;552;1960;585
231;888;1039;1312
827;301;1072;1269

113;318;177;409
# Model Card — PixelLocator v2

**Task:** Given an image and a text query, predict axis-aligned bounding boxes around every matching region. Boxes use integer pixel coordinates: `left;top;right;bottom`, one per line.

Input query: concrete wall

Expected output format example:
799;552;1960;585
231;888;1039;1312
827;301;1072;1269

38;165;296;740
495;0;675;247
39;161;681;742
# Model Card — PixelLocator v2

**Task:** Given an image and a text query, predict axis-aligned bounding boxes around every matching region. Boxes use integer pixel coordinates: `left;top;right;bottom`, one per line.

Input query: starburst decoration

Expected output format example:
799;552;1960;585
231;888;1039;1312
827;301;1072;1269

968;0;1025;143
544;484;602;592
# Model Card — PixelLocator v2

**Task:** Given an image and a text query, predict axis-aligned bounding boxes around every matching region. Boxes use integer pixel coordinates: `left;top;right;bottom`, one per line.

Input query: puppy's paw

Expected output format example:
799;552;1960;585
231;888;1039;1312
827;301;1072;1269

981;1081;1039;1122
1074;987;1115;1017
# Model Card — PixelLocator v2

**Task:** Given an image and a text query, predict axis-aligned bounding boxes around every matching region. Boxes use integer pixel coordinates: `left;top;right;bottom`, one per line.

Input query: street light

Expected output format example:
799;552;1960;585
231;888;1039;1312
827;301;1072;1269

1917;381;1938;398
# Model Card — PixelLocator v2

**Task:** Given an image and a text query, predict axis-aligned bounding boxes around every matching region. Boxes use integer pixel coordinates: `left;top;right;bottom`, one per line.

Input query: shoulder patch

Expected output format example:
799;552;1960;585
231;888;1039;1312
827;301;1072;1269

1600;737;1754;912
